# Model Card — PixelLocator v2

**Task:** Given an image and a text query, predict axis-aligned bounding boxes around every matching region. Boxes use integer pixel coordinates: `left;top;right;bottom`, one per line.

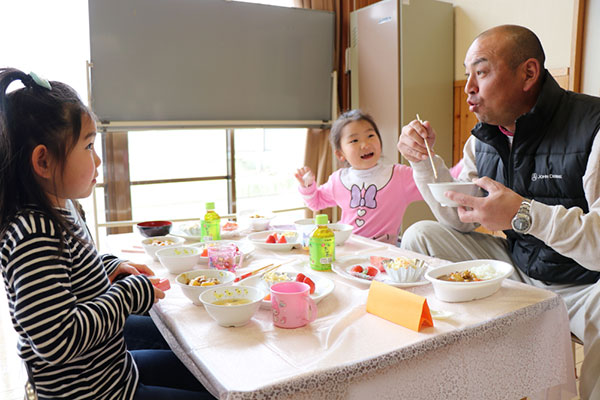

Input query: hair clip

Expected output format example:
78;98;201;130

28;71;52;90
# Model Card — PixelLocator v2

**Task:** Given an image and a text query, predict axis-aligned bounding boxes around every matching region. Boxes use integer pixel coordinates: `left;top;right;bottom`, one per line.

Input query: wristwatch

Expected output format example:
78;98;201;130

511;199;533;234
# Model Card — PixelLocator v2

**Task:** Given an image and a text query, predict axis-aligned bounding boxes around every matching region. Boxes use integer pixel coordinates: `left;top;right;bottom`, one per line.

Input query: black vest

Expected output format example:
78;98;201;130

473;72;600;284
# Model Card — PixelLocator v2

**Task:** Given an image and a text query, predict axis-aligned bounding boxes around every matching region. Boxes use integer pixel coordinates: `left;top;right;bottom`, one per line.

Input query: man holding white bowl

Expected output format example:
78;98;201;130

397;24;600;399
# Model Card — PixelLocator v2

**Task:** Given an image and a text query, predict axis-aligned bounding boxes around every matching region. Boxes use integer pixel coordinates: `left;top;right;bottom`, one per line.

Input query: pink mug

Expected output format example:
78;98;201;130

270;281;317;329
207;243;244;272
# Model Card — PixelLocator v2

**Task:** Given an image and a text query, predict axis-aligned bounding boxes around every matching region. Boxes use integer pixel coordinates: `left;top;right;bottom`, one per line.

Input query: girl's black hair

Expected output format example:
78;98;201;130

329;109;382;151
0;68;91;242
329;109;383;167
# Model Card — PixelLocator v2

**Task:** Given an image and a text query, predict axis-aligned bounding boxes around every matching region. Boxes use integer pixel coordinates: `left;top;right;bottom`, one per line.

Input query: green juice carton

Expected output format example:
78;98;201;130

309;214;335;271
200;202;220;242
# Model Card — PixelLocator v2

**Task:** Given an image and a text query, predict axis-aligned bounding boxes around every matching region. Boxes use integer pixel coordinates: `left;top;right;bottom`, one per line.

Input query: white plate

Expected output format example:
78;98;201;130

171;221;248;241
190;240;255;264
332;257;430;288
247;230;300;251
239;271;335;309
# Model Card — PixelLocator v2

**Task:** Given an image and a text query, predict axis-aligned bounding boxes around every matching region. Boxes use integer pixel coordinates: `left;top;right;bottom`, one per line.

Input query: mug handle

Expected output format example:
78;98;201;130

236;251;245;269
303;295;318;323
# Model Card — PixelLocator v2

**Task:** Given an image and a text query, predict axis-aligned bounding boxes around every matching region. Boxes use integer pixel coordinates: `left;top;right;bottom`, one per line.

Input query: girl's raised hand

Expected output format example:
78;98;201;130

294;166;315;187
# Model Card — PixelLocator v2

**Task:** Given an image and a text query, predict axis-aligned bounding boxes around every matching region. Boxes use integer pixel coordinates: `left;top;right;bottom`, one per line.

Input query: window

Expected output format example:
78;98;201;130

3;0;310;244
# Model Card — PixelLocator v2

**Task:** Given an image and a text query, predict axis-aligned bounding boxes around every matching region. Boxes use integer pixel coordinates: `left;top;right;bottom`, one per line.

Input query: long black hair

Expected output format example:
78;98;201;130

0;68;91;240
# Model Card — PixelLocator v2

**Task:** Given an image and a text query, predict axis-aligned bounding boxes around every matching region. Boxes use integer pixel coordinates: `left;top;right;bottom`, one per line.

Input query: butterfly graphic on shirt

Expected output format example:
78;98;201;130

340;164;394;228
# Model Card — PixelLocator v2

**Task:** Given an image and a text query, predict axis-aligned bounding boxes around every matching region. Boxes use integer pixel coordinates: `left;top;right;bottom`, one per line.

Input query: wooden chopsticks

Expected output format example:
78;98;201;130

416;114;438;180
234;263;274;282
234;259;295;283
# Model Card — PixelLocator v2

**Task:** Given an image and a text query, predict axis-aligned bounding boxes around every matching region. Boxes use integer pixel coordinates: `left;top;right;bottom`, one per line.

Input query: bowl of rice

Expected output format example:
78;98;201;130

425;260;514;302
381;257;427;283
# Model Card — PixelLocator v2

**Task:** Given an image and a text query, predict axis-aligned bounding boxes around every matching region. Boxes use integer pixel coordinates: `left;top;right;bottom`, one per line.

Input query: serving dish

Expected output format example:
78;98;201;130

332;256;430;288
425;259;513;302
240;270;334;309
247;230;300;251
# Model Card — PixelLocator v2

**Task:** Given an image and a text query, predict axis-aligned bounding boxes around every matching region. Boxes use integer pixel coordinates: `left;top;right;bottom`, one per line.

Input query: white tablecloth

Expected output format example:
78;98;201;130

107;233;577;400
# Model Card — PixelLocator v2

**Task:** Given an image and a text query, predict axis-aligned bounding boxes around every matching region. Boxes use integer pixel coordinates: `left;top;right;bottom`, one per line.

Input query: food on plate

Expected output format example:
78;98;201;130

186;275;221;287
181;221;202;236
349;265;379;280
222;221;238;232
369;256;392;272
262;271;292;286
382;257;427;283
437;264;499;282
212;298;252;306
265;232;295;244
295;273;316;294
149;238;176;247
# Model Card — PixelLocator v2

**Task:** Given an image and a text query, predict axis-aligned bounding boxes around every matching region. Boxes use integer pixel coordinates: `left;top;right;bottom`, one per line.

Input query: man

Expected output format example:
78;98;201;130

397;25;600;399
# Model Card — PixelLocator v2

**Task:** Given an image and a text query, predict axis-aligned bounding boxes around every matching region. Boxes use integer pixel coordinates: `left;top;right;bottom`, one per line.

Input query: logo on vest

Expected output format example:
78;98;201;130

531;173;563;182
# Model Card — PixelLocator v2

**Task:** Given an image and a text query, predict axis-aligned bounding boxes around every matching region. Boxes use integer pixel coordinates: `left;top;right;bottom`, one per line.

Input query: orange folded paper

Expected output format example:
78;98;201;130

366;280;433;332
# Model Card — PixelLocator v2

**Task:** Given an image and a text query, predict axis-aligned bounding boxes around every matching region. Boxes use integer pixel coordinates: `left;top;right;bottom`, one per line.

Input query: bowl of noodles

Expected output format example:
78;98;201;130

425;259;513;302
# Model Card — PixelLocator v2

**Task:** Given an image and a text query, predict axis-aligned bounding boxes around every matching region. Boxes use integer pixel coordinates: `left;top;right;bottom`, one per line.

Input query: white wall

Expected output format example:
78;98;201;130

440;0;575;80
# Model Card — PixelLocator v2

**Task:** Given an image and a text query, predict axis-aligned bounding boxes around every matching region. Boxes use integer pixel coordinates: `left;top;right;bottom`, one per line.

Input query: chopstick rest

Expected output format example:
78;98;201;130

366;280;433;332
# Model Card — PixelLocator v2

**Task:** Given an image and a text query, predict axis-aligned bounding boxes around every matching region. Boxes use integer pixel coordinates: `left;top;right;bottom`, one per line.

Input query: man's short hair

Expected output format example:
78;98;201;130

477;25;546;70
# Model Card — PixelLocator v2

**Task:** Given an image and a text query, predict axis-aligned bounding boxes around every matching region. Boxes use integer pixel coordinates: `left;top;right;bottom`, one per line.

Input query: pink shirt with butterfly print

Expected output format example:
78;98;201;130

298;163;422;244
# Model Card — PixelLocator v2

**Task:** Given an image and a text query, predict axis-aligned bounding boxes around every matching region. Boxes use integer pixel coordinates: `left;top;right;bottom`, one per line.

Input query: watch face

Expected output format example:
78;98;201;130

513;217;530;232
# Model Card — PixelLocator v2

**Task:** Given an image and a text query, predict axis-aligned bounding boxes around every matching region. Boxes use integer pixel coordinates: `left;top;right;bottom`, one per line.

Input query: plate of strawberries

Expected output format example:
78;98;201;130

332;256;430;287
247;230;300;251
241;269;334;309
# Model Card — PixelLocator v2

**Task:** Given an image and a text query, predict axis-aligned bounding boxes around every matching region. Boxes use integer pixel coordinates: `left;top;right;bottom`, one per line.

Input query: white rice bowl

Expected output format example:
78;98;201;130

425;259;514;302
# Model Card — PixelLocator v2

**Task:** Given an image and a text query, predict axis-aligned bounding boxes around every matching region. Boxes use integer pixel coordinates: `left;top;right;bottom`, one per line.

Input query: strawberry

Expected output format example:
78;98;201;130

296;273;306;282
200;248;208;257
303;276;316;294
350;265;364;274
277;235;287;244
266;234;277;243
366;266;379;277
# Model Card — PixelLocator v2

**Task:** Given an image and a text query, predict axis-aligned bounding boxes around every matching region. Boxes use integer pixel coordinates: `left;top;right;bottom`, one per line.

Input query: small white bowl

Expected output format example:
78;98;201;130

238;209;275;231
428;182;483;207
141;235;185;260
175;269;236;305
382;257;427;283
199;285;264;327
425;259;514;302
328;223;353;245
156;245;202;274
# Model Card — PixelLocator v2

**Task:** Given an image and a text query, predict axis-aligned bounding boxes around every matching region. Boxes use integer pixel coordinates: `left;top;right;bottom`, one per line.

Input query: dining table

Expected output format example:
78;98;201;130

105;228;577;400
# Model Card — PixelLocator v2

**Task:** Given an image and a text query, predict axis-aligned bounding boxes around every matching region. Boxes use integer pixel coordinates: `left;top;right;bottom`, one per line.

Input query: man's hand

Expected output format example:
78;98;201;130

445;177;524;231
397;119;437;163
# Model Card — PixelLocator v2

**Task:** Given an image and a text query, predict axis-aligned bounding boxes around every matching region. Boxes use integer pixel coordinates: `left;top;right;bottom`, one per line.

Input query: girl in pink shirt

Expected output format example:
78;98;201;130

295;110;461;244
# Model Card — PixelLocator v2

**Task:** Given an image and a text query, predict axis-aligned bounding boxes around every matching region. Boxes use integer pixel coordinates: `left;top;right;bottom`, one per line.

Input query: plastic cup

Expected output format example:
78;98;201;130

270;281;317;329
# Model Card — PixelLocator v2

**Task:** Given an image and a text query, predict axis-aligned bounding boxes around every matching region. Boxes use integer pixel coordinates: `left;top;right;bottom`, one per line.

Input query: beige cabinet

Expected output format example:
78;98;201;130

349;0;454;232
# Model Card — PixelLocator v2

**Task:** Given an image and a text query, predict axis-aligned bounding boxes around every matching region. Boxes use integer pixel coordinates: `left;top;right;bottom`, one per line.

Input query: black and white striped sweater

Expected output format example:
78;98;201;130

1;207;154;399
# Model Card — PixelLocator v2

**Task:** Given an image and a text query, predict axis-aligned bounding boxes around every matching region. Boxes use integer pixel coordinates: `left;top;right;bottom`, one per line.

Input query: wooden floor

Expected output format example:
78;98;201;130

0;282;584;399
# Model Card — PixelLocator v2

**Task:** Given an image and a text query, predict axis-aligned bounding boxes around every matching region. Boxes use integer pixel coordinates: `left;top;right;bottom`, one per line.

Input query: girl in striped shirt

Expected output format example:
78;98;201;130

0;68;213;399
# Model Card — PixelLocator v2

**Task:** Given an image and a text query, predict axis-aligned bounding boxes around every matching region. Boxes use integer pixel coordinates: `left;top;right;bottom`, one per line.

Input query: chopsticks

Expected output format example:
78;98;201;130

416;114;438;180
234;263;274;282
234;259;295;283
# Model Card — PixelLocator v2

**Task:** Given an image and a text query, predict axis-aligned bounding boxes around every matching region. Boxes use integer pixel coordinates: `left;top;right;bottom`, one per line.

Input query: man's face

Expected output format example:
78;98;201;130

463;35;526;130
